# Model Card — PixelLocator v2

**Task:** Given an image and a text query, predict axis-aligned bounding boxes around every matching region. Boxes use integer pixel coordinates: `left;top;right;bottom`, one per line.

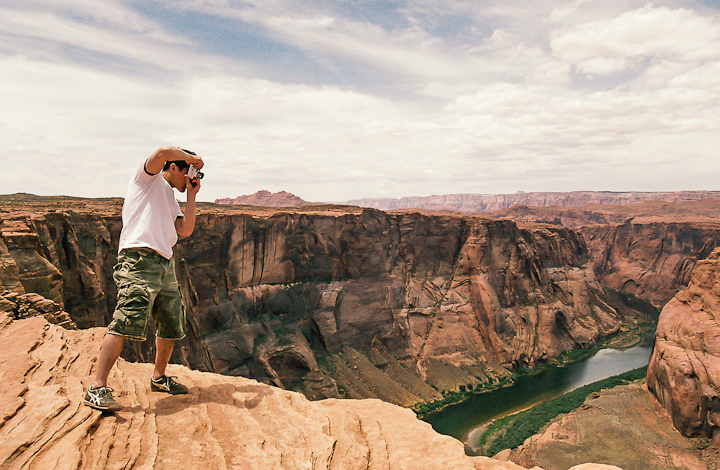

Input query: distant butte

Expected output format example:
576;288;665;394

216;190;311;207
347;190;720;213
217;190;720;212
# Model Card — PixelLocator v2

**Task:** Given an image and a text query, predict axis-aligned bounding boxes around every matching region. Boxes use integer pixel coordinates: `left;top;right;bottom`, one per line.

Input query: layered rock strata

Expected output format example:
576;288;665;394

0;196;648;405
0;312;620;470
487;202;720;310
348;190;720;213
647;247;720;443
581;222;720;308
0;287;76;329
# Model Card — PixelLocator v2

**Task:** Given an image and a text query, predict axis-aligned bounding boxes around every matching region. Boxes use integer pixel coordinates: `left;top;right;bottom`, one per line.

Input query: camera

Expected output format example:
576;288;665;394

188;164;203;181
180;148;203;186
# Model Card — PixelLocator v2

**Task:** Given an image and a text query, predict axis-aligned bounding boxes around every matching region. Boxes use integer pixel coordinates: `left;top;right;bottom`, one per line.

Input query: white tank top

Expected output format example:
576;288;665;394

117;162;184;259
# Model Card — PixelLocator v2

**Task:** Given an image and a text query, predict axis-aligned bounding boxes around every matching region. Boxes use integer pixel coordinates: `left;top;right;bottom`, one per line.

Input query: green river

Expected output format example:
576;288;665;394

422;334;655;455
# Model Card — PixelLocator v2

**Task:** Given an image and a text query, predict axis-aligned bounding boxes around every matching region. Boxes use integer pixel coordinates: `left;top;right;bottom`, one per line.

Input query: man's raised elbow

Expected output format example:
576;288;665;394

177;227;194;238
175;219;194;238
156;145;177;157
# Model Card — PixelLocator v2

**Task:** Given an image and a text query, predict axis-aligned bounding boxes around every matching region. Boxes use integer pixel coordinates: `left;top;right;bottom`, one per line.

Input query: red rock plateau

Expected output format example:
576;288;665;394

647;247;720;445
348;190;720;213
216;190;311;207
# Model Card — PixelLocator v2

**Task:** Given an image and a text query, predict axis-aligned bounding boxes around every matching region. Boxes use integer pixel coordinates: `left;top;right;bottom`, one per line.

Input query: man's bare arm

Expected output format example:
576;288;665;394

175;176;201;237
145;146;204;175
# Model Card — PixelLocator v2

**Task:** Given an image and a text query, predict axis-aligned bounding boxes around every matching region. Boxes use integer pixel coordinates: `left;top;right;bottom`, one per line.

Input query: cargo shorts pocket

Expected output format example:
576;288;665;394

108;283;151;340
153;285;186;340
114;252;142;274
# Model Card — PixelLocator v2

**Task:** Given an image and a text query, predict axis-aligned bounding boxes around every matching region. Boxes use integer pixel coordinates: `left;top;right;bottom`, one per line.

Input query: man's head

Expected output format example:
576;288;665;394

162;160;191;192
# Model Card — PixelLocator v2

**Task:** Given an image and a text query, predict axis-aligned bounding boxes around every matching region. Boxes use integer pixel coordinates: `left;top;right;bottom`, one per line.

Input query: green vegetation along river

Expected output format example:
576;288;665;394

422;334;654;455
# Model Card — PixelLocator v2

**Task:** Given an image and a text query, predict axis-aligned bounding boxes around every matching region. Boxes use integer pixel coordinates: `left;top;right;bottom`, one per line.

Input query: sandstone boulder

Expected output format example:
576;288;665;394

0;288;76;329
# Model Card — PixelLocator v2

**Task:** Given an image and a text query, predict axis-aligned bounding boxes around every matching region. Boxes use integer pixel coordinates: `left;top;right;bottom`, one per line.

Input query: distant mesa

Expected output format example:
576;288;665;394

215;189;720;214
216;190;311;207
346;190;720;213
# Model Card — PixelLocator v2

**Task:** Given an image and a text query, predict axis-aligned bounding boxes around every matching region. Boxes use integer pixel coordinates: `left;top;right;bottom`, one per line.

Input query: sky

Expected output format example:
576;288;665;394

2;0;720;203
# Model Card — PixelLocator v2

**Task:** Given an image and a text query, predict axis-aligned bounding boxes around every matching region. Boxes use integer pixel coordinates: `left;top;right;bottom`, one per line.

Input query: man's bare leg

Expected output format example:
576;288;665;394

92;333;126;388
150;337;187;394
152;337;175;380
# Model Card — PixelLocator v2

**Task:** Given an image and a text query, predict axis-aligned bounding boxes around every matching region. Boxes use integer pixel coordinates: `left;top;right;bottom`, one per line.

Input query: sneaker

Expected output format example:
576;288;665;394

84;386;122;412
150;375;188;395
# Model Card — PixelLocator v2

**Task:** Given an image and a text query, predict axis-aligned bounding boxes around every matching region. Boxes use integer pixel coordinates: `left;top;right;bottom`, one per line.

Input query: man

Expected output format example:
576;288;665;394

84;146;204;412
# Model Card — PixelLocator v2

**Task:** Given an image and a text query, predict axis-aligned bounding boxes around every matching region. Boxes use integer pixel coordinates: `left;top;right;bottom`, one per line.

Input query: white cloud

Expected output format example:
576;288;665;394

13;0;173;35
0;5;191;61
173;0;495;85
551;5;720;76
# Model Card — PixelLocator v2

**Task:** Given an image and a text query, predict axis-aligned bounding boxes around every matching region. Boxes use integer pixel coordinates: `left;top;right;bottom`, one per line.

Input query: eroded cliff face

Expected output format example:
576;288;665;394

0;200;123;328
0;197;647;406
647;247;720;443
486;202;720;310
580;223;720;308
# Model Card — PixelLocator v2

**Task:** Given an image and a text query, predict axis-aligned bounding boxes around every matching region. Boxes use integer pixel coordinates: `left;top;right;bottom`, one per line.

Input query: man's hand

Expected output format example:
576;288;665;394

176;176;200;237
186;175;201;197
190;155;204;170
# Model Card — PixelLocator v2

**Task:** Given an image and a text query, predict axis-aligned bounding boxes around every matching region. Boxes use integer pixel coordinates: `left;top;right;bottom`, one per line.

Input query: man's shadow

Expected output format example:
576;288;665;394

123;382;275;417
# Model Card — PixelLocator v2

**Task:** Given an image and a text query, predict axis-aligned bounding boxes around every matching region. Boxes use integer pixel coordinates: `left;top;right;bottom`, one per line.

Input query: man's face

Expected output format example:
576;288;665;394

170;164;190;192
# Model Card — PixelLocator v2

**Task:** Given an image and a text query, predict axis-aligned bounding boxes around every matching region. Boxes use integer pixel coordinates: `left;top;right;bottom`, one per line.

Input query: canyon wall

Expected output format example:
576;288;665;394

647;247;720;443
485;202;720;310
0;197;648;406
580;223;720;308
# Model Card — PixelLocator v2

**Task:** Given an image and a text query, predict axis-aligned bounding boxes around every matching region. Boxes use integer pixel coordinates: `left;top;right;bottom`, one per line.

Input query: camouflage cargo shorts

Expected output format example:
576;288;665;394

107;248;186;341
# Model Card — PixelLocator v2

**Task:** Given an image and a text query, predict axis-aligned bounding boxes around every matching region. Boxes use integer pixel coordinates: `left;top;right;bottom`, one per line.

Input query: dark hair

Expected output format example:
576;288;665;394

163;160;190;171
163;149;196;171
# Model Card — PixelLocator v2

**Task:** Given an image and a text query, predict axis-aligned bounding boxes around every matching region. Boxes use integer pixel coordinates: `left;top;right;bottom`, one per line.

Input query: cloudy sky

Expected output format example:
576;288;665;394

2;0;720;203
